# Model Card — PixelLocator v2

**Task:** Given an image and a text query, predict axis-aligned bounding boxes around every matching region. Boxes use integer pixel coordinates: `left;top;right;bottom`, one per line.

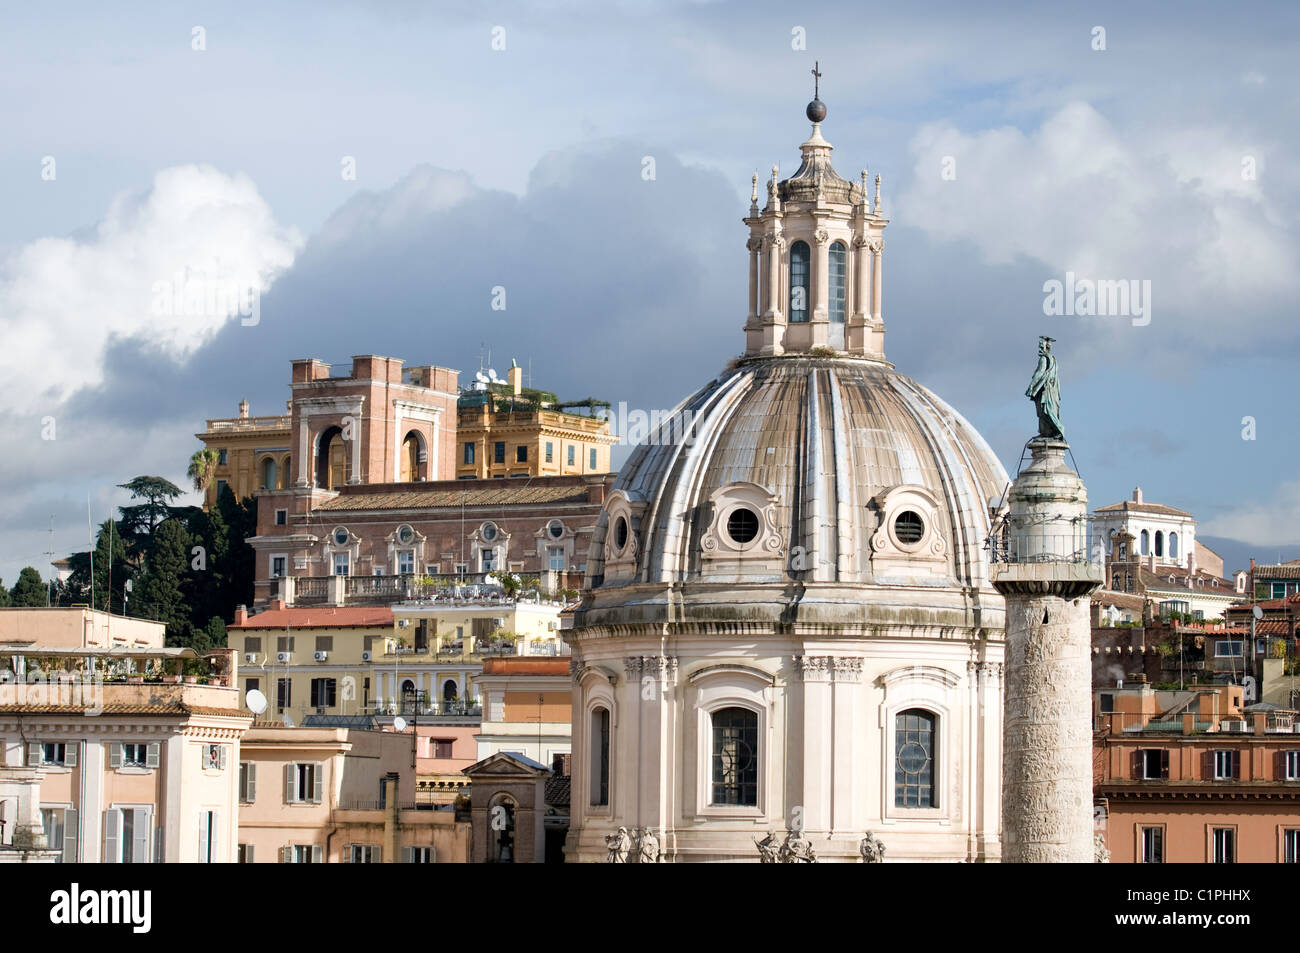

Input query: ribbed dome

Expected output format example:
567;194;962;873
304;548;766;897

581;356;1010;632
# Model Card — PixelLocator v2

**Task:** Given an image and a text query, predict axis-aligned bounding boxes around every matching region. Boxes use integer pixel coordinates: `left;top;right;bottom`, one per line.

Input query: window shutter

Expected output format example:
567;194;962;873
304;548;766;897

1130;749;1141;779
402;846;412;863
104;809;121;863
247;763;257;802
154;826;164;863
279;846;290;863
1278;751;1288;781
198;812;210;864
284;764;296;803
1160;749;1170;780
109;743;123;769
428;846;436;863
146;743;160;769
62;808;78;863
373;845;381;864
219;746;228;771
312;763;324;803
133;809;150;863
311;844;323;864
1201;749;1213;780
27;742;40;767
344;844;353;863
246;844;254;864
63;743;77;767
1232;749;1241;780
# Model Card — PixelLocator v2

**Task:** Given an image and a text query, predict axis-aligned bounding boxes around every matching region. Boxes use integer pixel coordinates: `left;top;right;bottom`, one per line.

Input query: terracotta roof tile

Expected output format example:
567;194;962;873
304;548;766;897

314;484;592;512
0;703;249;717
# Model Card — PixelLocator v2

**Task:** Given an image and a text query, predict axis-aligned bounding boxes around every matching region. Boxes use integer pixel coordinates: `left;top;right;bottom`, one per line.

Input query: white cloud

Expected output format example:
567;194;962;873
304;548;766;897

1202;480;1300;546
0;165;302;414
896;102;1297;327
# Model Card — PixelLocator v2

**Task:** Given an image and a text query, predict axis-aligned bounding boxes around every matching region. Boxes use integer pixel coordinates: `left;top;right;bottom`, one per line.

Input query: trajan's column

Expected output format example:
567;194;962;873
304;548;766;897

992;337;1104;863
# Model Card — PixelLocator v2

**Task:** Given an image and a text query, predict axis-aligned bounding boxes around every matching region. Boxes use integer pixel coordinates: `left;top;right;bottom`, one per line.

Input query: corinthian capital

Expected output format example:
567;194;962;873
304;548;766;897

746;237;763;254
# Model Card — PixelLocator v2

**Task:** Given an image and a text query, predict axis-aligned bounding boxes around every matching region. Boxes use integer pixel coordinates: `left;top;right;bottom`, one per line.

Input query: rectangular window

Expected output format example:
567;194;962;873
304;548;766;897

35;742;74;767
1285;830;1300;863
104;807;151;864
199;811;217;863
245;636;262;654
216;479;228;498
315;635;334;652
1274;582;1287;599
238;843;254;863
204;744;227;771
453;563;468;577
1216;640;1243;657
463;442;475;465
239;762;257;803
1286;751;1300;780
349;844;379;863
545;442;553;463
1212;827;1236;863
275;508;287;525
1141;749;1169;781
1213;750;1236;780
122;743;148;768
310;678;337;708
333;553;350;576
246;677;260;695
1140;826;1164;863
894;710;937;808
592;707;610;807
286;763;322;804
590;448;597;470
271;555;287;578
493;441;506;464
433;739;453;759
481;549;496;573
548;546;565;572
516;445;528;463
277;677;292;710
398;551;415;575
711;708;759;807
41;807;77;863
406;846;434;863
567;445;575;466
276;635;295;653
1100;694;1114;714
218;449;228;465
283;844;321;863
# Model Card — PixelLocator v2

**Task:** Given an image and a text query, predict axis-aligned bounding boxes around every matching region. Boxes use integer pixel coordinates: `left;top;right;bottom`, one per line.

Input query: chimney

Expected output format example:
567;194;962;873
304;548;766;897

233;604;248;625
508;361;523;395
1133;487;1143;504
270;599;286;611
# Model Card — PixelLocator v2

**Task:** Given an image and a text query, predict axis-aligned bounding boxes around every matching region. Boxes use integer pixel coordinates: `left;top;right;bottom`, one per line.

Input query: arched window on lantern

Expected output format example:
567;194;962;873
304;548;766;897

788;241;810;323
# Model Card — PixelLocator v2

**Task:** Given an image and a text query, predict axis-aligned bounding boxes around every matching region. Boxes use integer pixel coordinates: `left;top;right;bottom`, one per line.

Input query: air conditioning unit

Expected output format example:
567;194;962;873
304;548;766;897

397;619;411;628
245;653;258;664
277;652;291;663
314;651;329;662
361;651;372;662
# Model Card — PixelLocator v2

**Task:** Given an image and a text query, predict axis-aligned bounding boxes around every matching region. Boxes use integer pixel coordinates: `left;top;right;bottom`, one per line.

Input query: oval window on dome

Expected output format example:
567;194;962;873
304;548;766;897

333;527;349;547
613;516;629;551
482;522;498;542
727;507;760;545
397;524;414;545
894;510;925;545
548;519;564;539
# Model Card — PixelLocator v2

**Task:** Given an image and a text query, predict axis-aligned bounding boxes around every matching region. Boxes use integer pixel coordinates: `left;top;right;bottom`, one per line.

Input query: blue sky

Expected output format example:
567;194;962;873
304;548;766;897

1;0;1297;585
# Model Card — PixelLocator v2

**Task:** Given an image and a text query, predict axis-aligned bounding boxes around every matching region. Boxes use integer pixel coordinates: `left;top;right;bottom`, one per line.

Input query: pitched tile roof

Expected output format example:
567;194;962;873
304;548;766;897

0;703;249;717
1255;564;1300;579
314;484;594;512
229;606;394;629
1095;500;1193;518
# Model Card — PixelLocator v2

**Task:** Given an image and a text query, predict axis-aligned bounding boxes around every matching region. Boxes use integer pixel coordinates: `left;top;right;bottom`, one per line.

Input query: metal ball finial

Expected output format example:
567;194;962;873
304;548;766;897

806;60;826;123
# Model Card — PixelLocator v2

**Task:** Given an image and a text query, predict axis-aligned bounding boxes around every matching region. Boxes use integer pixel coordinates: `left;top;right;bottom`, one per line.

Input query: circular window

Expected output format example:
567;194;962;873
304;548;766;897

397;524;414;544
613;516;629;551
548;519;564;539
898;741;929;774
333;527;349;546
727;507;760;545
482;522;498;542
894;511;925;545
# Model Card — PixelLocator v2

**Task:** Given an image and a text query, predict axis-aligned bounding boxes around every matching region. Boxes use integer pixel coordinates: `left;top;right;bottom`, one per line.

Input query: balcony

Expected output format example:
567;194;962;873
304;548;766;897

202;414;290;434
275;573;561;608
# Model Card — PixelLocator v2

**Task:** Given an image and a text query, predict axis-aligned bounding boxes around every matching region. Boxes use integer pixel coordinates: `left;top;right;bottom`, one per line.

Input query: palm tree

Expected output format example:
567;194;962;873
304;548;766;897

187;449;219;493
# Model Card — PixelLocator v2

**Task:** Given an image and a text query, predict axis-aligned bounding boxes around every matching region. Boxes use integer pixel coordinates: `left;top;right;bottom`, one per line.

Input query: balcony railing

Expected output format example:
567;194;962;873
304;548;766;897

988;533;1094;565
203;415;291;433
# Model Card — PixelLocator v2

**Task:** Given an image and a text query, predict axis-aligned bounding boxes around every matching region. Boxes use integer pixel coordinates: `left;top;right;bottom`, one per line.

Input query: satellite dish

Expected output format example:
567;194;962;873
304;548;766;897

282;713;295;728
475;371;488;383
487;368;499;381
245;688;268;714
1253;605;1265;620
393;716;408;732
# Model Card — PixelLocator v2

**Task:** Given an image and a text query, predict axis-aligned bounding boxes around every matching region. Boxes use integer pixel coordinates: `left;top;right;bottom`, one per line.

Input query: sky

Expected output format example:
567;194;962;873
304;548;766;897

1;0;1298;586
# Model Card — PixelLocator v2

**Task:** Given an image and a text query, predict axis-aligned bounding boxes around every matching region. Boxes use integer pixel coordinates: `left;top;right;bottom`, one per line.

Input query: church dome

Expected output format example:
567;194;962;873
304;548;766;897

582;354;1009;631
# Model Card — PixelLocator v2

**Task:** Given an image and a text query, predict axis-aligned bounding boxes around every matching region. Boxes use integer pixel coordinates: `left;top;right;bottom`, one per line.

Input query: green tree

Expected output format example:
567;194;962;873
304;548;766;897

0;580;10;608
67;520;131;613
9;567;48;607
117;476;183;567
187;449;220;494
133;518;192;643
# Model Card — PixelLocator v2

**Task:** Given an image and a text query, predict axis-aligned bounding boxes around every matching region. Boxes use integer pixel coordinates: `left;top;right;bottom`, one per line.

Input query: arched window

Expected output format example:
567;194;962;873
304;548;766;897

828;240;847;327
1169;532;1178;559
895;709;937;808
1140;530;1149;556
788;241;810;323
279;455;291;489
488;794;516;863
401;431;424;482
315;425;348;490
590;706;610;807
1154;531;1164;558
442;679;458;702
261;457;277;491
710;707;758;806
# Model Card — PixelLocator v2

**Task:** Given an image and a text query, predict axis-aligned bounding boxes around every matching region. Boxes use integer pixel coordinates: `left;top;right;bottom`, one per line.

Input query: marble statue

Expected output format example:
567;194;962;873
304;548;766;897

755;831;782;863
1025;336;1064;440
635;827;660;864
781;828;817;863
859;831;886;863
605;826;631;863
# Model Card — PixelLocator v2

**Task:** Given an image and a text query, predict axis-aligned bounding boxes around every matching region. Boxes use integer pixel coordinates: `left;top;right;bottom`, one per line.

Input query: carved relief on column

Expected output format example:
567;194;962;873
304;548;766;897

624;656;678;683
793;655;832;682
830;657;863;682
